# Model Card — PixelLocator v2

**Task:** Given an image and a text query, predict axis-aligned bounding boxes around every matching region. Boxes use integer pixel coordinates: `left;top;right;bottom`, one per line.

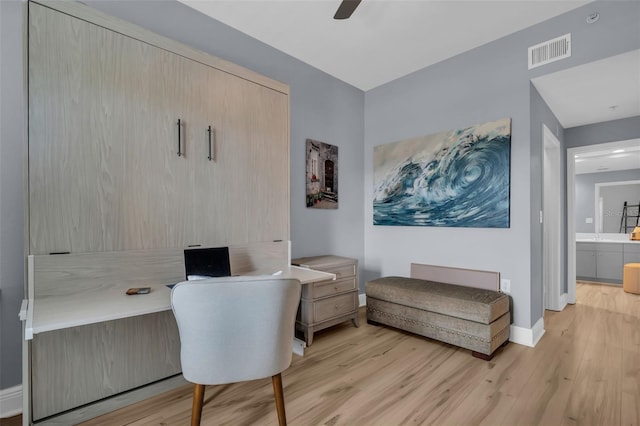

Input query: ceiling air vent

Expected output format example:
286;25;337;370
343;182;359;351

528;33;571;70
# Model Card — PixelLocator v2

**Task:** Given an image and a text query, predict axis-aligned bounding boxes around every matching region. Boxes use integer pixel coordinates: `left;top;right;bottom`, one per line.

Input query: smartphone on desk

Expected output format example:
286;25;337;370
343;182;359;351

126;287;151;295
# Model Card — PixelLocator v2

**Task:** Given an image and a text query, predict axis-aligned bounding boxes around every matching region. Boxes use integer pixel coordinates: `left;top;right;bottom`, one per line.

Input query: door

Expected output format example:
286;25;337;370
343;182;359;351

542;125;563;310
325;160;335;192
201;71;289;245
28;3;206;253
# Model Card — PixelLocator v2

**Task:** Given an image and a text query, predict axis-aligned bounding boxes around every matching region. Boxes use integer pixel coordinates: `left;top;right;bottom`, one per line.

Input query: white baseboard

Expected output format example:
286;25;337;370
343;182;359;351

359;293;366;307
547;293;569;312
292;337;306;356
0;385;22;418
558;293;568;311
509;317;545;347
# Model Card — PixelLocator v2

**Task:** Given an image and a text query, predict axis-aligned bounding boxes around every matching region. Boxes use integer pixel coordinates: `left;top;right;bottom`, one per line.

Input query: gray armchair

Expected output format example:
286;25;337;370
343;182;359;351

171;276;302;426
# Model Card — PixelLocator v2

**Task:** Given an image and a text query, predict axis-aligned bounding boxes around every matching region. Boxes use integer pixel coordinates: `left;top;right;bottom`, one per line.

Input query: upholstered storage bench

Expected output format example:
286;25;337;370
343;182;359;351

366;264;510;360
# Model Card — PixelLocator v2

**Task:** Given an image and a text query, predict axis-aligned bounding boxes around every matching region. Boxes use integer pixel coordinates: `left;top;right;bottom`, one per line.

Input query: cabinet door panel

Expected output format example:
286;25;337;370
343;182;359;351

29;4;197;253
197;72;289;246
32;311;180;420
623;244;640;265
190;66;235;246
128;52;209;249
29;4;133;254
29;3;290;255
597;250;623;282
576;249;596;279
245;83;290;242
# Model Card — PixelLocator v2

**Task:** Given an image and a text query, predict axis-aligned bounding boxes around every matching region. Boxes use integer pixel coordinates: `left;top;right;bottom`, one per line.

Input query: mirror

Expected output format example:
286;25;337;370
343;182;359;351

594;180;640;233
573;141;640;233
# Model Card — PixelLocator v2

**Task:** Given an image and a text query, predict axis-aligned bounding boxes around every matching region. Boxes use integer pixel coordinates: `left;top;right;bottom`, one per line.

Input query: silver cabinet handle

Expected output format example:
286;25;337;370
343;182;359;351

207;125;214;161
177;119;182;157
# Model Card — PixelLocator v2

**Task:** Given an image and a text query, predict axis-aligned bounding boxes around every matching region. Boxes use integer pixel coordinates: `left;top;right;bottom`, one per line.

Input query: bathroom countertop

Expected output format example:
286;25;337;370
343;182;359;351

576;238;640;244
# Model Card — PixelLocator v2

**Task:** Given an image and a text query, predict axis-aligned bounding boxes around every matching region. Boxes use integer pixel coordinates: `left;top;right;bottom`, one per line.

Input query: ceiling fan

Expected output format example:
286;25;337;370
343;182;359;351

334;0;362;20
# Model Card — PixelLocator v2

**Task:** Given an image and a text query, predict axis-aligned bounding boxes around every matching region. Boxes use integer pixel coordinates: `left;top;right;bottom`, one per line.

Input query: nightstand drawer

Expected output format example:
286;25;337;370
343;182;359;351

312;277;356;299
291;255;359;346
307;263;355;280
314;292;357;322
331;264;356;280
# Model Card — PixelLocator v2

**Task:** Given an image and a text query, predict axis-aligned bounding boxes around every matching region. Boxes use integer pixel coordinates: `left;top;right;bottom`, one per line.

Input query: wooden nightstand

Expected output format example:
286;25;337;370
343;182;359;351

291;255;360;346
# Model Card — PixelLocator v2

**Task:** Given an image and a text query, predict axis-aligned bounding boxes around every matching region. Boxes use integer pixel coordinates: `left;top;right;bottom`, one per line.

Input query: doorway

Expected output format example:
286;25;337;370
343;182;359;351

543;125;563;311
324;160;334;193
566;138;640;303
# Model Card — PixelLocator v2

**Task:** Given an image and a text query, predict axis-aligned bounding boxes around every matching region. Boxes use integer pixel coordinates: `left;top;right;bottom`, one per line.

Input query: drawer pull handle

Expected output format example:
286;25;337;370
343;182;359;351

207;125;215;161
177;118;182;157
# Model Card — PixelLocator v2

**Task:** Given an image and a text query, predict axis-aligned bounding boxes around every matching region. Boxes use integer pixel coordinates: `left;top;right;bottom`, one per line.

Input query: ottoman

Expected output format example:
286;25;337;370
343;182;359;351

623;263;640;294
366;276;510;360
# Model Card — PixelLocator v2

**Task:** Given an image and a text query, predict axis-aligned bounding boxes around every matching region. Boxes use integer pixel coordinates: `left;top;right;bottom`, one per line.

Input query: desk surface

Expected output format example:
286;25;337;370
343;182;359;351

25;265;334;339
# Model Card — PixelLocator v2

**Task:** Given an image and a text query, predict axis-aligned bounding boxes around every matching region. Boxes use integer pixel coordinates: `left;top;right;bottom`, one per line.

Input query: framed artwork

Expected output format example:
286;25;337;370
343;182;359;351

306;139;338;209
373;118;511;228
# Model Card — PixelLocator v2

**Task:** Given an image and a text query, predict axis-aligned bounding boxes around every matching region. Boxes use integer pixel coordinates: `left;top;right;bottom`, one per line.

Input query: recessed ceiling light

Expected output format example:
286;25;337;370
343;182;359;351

586;12;600;24
612;149;625;153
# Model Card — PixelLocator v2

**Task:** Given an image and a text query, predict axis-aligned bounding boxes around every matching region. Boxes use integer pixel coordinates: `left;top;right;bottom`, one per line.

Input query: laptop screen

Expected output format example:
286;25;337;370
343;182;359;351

183;246;231;279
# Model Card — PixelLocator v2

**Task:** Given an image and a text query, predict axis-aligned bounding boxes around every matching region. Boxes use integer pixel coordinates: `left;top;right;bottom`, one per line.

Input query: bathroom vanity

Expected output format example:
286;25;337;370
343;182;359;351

576;234;640;284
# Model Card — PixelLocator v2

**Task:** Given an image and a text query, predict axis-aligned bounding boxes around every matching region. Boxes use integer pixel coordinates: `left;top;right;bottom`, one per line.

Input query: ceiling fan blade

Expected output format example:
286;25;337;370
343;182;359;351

334;0;362;20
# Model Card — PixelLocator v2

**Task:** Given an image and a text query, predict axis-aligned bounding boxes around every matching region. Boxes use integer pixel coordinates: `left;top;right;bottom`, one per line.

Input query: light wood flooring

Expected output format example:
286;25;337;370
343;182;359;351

14;282;640;425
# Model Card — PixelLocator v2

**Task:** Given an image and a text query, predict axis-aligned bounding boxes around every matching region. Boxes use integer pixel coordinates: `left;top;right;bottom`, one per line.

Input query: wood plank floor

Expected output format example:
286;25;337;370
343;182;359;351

51;282;639;425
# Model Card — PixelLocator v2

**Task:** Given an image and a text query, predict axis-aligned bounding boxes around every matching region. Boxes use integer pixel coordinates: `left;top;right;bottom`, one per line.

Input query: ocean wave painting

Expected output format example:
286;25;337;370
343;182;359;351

373;118;511;228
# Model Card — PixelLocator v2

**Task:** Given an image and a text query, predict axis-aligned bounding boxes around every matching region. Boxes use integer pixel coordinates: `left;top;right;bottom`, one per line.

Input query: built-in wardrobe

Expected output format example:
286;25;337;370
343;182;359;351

23;1;290;422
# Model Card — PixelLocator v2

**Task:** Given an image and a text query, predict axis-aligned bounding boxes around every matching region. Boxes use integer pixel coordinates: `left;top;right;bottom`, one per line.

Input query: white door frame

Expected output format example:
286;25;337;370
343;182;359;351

566;138;638;304
543;125;563;311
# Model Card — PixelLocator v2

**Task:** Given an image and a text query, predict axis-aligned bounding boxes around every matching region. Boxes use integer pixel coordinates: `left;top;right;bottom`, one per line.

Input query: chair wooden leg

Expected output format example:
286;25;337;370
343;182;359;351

191;383;205;426
272;373;287;426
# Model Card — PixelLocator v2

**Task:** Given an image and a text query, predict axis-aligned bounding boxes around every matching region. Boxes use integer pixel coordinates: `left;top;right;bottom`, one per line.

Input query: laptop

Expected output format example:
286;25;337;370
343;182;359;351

183;246;231;280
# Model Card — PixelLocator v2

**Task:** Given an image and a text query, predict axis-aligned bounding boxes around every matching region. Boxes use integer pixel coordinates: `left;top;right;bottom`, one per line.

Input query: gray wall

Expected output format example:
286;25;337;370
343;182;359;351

575;170;640;232
364;0;640;329
566;116;640;148
3;0;639;394
81;0;366;264
0;0;26;390
0;0;364;391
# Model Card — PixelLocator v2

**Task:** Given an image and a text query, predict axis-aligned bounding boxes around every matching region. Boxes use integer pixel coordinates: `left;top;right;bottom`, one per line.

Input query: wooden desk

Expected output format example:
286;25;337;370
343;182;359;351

25;265;333;339
21;243;333;424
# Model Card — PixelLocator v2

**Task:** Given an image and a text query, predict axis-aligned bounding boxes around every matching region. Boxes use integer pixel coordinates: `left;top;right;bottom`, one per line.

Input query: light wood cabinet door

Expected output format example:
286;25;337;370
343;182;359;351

29;3;134;254
28;4;226;253
244;82;290;242
194;71;290;246
29;3;289;254
132;52;212;249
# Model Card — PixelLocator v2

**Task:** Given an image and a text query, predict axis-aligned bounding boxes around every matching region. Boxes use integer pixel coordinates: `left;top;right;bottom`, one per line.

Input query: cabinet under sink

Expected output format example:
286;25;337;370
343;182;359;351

576;242;640;284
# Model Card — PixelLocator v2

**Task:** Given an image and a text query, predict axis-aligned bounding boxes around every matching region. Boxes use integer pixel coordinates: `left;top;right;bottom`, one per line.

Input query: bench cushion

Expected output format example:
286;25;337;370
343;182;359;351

366;276;509;324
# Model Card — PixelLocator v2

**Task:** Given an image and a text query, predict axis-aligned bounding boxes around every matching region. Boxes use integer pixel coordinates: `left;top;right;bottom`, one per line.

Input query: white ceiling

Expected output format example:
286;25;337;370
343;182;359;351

180;1;638;174
532;49;640;129
574;140;640;174
180;0;590;91
533;49;640;174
